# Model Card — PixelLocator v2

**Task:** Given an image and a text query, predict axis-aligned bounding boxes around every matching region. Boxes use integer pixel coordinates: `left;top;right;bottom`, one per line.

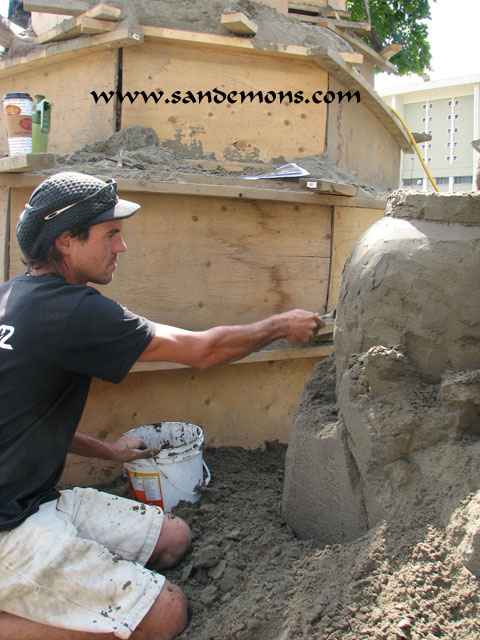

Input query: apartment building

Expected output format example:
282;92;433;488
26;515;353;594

380;74;480;192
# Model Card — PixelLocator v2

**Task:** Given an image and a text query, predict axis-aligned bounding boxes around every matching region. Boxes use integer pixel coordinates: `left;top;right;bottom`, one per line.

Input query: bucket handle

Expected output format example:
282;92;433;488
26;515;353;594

159;460;211;497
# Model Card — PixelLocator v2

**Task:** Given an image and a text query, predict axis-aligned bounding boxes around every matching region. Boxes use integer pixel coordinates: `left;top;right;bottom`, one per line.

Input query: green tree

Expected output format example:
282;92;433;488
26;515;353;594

345;0;434;76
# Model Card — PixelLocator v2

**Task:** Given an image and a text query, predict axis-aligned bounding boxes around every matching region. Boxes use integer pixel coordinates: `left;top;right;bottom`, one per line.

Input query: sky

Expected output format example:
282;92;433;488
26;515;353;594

1;0;478;89
374;0;480;91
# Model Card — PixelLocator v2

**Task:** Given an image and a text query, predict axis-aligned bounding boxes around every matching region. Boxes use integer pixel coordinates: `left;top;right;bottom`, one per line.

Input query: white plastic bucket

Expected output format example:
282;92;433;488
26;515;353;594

123;422;210;512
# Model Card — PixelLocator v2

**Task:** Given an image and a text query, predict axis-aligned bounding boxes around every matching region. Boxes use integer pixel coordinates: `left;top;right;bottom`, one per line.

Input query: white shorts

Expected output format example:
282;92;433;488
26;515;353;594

0;487;166;639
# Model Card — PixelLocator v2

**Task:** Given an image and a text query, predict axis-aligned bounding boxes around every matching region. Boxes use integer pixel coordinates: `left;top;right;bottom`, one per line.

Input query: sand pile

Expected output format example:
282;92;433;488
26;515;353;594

44;126;387;198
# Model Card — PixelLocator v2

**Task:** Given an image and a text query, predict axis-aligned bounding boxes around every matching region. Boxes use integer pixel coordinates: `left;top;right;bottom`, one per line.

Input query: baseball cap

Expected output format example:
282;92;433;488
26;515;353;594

16;171;140;260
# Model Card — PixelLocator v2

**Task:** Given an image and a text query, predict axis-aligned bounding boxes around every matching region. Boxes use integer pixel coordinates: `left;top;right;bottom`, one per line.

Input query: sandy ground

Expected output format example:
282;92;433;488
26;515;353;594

101;441;480;640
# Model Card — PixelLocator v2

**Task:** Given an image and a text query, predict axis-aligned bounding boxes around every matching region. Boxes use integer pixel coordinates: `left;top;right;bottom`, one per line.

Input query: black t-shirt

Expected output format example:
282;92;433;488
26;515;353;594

0;273;156;530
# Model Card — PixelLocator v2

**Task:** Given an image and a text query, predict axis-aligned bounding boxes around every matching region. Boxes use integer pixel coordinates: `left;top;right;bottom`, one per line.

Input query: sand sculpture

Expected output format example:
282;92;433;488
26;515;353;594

283;189;480;568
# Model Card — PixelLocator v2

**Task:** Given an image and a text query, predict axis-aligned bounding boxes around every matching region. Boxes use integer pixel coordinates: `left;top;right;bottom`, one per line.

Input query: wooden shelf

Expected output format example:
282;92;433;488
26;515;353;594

0;153;56;173
0;171;387;209
131;344;333;373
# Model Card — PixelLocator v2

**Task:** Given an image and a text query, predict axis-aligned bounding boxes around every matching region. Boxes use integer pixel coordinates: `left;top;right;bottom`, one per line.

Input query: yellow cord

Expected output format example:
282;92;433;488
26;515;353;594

390;106;439;192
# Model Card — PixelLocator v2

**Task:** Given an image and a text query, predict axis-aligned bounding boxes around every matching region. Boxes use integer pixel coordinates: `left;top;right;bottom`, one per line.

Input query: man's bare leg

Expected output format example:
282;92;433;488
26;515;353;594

147;513;192;570
0;579;187;640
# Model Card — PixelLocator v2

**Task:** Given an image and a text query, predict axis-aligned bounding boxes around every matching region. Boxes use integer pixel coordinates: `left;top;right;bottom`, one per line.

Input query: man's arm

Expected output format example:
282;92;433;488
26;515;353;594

137;309;324;368
69;432;154;462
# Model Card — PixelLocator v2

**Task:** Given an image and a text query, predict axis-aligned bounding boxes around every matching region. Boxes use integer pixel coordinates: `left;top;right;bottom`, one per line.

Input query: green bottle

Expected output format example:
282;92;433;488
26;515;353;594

32;94;52;153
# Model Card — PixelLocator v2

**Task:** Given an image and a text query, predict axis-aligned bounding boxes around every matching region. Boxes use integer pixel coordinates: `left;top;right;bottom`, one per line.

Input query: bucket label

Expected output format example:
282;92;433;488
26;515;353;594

126;470;164;508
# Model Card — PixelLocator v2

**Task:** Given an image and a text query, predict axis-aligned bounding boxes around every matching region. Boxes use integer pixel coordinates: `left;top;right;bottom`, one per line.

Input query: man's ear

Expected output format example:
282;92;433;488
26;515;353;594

55;231;73;255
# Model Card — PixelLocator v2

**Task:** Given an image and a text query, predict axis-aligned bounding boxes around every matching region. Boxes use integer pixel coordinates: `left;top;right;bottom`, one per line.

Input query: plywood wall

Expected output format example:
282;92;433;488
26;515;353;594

327;205;383;309
326;75;401;191
121;40;328;163
9;187;332;327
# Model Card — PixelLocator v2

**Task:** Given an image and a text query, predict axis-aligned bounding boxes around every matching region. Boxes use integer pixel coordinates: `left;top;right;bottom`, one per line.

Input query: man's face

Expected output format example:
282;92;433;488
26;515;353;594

63;219;127;286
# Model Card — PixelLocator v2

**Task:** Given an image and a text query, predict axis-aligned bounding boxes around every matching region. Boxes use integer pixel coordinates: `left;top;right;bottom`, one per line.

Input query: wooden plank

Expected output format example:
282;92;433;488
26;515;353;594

0;173;388;210
310;46;412;152
319;9;351;18
122;39;328;164
327;205;383;308
339;51;363;65
221;12;258;36
131;344;333;372
142;25;311;59
288;0;327;12
317;21;397;73
85;4;122;21
379;43;402;60
317;19;370;35
23;0;89;16
0;28;143;79
299;177;357;196
37;15;117;43
0;153;56;173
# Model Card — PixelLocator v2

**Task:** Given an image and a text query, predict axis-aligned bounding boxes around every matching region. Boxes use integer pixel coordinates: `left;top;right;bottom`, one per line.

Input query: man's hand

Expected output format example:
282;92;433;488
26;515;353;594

107;435;155;462
277;309;325;345
69;431;155;461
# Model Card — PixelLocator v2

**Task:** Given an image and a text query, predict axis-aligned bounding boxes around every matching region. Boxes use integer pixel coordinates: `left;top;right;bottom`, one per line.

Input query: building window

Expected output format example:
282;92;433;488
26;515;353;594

446;156;458;162
447;128;459;134
422;103;433;109
436;177;449;185
454;176;473;184
422;116;433;123
427;157;432;163
446;141;459;148
447;114;459;120
448;100;459;106
403;178;423;186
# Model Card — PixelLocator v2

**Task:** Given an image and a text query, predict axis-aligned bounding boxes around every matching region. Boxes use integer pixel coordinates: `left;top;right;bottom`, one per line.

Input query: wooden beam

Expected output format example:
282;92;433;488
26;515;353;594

317;19;371;35
310;45;411;151
221;12;258;36
317;21;397;73
288;0;327;11
0;153;56;173
23;0;89;16
379;43;402;60
0;28;143;78
299;177;358;196
37;15;117;43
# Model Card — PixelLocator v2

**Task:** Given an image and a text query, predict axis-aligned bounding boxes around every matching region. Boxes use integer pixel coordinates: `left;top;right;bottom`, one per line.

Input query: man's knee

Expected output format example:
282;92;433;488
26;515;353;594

136;580;188;639
148;514;192;570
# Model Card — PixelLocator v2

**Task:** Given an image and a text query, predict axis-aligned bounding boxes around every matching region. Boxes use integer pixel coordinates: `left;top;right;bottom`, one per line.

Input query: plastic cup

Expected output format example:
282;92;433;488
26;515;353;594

2;92;33;156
